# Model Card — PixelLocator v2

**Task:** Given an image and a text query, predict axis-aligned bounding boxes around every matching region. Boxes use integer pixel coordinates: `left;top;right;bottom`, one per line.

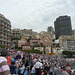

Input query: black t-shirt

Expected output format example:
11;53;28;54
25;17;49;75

10;64;16;74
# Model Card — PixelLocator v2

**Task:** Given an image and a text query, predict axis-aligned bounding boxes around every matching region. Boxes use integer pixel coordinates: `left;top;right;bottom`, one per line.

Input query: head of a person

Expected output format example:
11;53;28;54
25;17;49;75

66;66;71;74
54;64;56;67
1;49;8;59
11;60;16;64
17;58;20;61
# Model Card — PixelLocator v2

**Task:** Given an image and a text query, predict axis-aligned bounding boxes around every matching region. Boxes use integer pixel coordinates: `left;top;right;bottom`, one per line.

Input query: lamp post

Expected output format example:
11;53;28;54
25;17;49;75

43;46;45;54
51;46;53;53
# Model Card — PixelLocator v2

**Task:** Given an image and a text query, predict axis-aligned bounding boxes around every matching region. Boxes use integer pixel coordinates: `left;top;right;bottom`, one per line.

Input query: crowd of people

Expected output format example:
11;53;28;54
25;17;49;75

0;49;75;75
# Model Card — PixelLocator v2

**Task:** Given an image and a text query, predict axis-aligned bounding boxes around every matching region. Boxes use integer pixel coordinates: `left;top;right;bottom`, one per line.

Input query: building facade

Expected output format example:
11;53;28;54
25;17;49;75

20;29;33;39
59;35;75;51
42;36;53;47
63;40;75;51
47;26;54;32
11;29;21;48
22;43;31;50
54;15;72;39
18;37;27;47
12;29;20;38
29;38;40;46
0;14;11;47
72;30;75;35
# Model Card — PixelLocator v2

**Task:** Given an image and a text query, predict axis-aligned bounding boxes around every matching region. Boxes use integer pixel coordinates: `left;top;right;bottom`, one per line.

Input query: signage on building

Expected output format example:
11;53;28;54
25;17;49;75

47;53;55;55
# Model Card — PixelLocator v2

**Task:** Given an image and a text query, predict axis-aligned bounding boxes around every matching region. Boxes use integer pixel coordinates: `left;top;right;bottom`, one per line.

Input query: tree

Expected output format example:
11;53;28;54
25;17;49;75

62;51;73;58
0;45;5;48
43;46;45;54
11;37;20;40
40;43;44;47
23;49;42;54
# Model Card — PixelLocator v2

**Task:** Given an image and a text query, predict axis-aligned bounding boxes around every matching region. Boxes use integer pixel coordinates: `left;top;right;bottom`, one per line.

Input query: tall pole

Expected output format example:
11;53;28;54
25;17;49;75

51;46;53;53
44;46;45;54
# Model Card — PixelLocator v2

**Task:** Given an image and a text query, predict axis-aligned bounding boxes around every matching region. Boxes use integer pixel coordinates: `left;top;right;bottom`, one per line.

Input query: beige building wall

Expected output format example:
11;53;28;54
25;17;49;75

20;29;33;39
18;40;27;47
12;29;20;38
18;37;27;47
45;47;51;54
42;36;53;47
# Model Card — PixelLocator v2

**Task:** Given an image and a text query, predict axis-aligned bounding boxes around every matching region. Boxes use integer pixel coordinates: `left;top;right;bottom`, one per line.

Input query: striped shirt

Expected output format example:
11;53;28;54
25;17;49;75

0;56;11;75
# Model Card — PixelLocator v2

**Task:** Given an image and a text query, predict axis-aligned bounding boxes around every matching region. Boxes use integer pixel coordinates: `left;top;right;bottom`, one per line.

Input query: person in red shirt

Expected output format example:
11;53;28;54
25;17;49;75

7;54;12;66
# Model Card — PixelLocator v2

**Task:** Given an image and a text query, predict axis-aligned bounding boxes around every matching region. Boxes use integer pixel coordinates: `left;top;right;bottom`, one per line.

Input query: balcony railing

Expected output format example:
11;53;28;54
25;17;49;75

0;17;11;25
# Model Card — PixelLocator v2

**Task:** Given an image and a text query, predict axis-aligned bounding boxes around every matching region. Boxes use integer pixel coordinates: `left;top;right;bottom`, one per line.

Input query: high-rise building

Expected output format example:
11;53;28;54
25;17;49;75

0;14;11;47
47;26;54;32
54;15;72;39
72;29;75;35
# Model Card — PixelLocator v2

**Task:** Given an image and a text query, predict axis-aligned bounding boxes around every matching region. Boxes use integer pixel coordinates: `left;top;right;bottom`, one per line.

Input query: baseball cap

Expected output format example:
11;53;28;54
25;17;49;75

12;60;16;63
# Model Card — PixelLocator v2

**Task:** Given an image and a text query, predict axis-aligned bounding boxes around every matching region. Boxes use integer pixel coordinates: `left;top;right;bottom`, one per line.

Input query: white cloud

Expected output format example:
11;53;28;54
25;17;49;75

0;0;75;32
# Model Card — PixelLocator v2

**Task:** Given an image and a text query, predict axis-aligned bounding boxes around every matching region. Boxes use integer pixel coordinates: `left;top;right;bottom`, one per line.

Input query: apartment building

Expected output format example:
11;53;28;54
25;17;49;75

42;36;53;47
59;35;75;51
63;40;75;51
29;38;40;46
20;29;33;39
54;15;72;39
0;14;11;47
18;37;27;47
12;29;20;38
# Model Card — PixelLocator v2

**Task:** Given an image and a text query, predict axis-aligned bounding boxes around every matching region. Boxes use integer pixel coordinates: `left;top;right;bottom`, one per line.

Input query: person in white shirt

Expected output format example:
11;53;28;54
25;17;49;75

34;60;43;75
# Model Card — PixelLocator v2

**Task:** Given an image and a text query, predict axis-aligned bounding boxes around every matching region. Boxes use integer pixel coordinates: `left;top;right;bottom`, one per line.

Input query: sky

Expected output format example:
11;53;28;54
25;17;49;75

0;0;75;32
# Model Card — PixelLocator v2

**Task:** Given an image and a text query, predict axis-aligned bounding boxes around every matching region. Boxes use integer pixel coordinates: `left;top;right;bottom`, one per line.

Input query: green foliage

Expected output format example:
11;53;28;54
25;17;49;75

22;49;42;54
53;39;55;42
56;44;60;47
0;45;5;48
40;43;44;47
11;37;20;40
43;46;45;54
34;44;40;47
62;51;71;55
15;45;22;50
72;51;75;55
62;51;75;58
26;36;32;42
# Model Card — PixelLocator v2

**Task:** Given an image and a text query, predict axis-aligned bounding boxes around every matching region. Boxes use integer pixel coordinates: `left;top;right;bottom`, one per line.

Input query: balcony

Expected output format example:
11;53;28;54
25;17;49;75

7;40;11;42
0;38;5;41
4;39;8;41
0;26;4;29
0;18;10;25
0;34;4;37
2;22;4;25
7;29;11;32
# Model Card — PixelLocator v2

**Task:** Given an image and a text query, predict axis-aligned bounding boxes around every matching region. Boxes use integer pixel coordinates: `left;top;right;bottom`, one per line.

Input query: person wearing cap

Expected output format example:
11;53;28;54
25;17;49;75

0;49;11;75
